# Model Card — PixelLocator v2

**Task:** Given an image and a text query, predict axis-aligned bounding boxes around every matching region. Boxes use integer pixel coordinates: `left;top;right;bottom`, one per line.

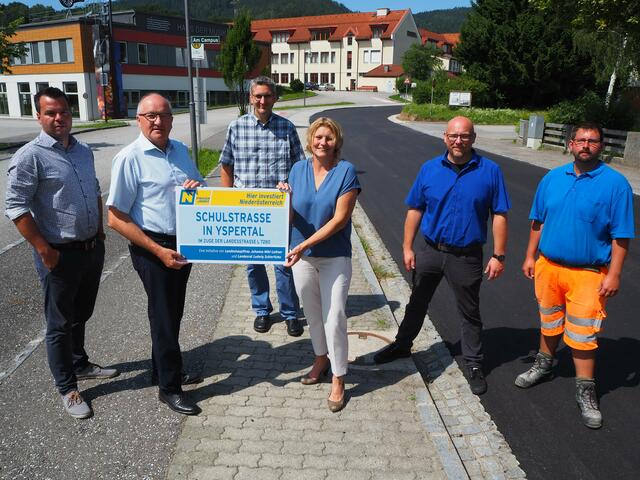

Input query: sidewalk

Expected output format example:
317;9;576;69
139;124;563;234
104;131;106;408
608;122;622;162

164;166;525;479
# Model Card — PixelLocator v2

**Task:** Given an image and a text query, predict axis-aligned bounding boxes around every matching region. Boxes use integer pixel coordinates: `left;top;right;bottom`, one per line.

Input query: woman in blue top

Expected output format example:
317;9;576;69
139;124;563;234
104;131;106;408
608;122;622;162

279;117;361;413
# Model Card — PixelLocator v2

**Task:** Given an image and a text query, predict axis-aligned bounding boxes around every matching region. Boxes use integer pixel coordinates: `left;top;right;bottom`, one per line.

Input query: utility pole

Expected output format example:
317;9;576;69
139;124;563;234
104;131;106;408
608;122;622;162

183;0;199;167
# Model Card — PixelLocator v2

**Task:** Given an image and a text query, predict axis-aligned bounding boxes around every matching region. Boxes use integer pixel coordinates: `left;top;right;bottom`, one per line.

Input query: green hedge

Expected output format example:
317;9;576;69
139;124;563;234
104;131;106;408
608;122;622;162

403;104;544;125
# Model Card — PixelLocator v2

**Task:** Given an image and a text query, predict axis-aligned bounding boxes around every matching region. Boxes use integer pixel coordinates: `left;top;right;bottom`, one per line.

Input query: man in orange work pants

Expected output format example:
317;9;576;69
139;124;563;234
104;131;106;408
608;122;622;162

516;122;634;429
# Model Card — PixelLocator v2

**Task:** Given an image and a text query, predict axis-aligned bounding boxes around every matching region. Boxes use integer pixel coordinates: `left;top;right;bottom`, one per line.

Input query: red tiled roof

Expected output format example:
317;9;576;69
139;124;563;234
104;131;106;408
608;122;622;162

419;28;460;49
362;64;404;78
252;10;410;44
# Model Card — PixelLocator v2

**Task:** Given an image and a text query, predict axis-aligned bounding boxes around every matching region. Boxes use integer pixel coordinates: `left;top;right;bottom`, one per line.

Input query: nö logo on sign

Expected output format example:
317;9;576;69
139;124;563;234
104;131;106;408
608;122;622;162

179;190;196;205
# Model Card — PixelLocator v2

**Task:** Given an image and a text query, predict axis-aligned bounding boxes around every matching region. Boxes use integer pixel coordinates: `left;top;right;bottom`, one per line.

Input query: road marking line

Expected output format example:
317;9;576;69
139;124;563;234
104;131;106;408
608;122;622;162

0;251;131;385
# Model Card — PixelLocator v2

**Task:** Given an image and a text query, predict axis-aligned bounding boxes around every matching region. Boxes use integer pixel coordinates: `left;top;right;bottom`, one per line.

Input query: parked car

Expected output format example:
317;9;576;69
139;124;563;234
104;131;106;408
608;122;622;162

304;82;319;90
318;83;336;91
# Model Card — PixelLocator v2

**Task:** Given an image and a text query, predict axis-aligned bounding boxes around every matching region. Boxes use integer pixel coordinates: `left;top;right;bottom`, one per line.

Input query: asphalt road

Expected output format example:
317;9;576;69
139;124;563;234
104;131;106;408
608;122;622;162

316;106;640;480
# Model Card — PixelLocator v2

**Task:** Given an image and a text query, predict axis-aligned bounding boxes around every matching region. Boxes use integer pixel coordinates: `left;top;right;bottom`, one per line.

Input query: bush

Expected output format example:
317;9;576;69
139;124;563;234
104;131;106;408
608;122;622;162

432;73;491;107
547;91;636;130
274;84;284;98
290;78;304;93
412;81;432;104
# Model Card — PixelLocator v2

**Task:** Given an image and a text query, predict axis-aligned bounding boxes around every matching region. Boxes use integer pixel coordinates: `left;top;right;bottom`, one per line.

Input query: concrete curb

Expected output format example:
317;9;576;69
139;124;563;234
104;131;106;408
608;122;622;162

351;203;526;479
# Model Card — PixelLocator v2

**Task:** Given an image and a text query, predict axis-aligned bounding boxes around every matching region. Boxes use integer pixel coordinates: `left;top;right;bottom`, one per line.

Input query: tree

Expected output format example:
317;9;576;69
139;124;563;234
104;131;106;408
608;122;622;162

217;9;261;115
0;17;27;74
401;43;441;81
455;0;597;108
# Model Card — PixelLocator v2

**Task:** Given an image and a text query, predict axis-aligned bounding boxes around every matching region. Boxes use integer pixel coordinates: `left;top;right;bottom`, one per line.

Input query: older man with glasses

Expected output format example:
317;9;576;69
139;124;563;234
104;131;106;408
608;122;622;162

220;76;305;337
107;93;204;415
374;116;510;396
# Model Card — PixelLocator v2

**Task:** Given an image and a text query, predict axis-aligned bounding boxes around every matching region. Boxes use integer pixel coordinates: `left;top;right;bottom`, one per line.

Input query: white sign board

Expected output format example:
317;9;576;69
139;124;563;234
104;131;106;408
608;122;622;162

176;188;290;264
191;42;205;61
449;91;472;107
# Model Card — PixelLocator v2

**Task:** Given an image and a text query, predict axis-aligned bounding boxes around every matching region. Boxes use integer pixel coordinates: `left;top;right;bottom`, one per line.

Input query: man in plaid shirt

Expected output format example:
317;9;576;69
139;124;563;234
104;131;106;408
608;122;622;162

220;76;305;336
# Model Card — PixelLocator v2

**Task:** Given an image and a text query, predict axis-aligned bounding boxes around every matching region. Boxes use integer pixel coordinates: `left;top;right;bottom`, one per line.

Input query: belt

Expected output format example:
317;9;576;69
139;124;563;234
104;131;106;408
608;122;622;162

51;235;98;251
541;255;604;273
425;238;482;255
140;230;177;249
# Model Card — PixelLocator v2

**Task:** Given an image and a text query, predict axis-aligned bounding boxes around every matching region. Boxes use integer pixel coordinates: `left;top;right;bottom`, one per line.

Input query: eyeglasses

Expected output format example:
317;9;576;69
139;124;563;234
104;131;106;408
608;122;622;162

445;133;473;142
137;112;173;122
572;138;601;146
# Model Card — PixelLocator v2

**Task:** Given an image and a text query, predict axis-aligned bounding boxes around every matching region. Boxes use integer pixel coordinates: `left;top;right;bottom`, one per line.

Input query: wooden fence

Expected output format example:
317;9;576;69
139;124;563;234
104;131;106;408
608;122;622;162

541;123;628;157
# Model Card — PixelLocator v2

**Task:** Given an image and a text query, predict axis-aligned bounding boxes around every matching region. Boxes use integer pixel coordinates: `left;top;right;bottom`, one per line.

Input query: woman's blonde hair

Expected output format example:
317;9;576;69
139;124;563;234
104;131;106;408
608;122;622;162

306;117;344;158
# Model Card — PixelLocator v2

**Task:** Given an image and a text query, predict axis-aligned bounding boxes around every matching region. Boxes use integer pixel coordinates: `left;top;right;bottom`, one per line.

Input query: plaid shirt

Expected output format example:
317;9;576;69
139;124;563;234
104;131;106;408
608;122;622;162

220;112;305;188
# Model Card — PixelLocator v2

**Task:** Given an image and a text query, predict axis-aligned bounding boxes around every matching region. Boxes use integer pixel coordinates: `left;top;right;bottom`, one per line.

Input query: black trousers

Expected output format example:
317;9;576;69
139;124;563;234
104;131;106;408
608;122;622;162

129;234;191;394
396;240;484;367
34;241;104;395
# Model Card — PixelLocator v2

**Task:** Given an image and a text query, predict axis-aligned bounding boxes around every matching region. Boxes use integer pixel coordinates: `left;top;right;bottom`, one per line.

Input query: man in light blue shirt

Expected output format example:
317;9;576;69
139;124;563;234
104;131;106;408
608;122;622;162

220;76;304;336
107;93;204;416
516;122;634;429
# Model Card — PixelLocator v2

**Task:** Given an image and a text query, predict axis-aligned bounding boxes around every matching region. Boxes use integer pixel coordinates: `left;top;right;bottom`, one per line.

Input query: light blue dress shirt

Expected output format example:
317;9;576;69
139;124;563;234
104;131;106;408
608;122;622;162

5;131;101;243
106;134;204;235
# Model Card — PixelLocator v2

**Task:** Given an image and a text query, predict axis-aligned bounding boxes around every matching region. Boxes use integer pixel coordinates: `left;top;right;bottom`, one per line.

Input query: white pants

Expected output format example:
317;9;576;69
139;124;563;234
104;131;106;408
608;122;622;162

292;256;352;377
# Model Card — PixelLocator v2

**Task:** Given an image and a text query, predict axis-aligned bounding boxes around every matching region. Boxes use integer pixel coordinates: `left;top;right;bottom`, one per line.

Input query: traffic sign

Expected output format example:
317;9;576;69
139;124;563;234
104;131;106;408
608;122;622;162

191;36;220;44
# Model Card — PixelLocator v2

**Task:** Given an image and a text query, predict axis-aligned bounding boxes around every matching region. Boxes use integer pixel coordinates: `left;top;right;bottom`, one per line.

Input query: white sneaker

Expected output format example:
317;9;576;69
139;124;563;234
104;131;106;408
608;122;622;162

62;390;92;419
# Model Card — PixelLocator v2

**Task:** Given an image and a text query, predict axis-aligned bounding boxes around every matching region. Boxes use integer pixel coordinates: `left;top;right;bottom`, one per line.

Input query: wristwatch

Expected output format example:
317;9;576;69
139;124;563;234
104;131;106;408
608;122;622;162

492;253;505;262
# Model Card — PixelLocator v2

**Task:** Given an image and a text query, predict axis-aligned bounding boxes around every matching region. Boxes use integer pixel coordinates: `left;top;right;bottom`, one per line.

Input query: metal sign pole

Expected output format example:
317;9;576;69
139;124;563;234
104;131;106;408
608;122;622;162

183;0;199;167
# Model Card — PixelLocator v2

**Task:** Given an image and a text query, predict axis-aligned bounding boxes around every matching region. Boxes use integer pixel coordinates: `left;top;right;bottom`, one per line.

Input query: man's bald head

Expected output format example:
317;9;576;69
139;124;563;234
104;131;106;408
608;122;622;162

136;93;174;150
443;115;476;164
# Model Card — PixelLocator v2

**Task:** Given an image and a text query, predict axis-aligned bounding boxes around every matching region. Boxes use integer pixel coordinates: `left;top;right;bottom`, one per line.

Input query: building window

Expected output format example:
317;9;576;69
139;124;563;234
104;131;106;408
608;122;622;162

36;82;49;92
304;73;308;82
271;54;279;64
449;59;461;73
310;73;318;83
320;52;329;64
330;73;335;83
320;73;329;83
272;73;279;83
310;52;318;63
118;42;128;63
137;43;148;64
281;73;289;84
347;36;353;46
443;44;452;54
311;30;331;41
177;91;188;107
175;47;187;67
280;53;288;64
363;51;370;63
407;30;417;38
18;83;32;117
290;73;295;81
347;51;352;69
14;39;73;65
364;49;381;64
372;26;385;38
124;90;140;112
272;31;290;43
63;82;79;118
290;52;294;63
0;83;8;115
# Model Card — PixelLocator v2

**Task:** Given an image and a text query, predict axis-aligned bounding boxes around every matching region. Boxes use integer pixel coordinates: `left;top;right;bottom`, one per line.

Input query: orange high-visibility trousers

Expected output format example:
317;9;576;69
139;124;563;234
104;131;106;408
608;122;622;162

534;256;607;351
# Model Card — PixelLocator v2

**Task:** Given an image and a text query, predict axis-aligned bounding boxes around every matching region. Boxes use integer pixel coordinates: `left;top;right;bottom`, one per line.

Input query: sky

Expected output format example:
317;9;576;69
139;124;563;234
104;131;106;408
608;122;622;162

7;1;472;14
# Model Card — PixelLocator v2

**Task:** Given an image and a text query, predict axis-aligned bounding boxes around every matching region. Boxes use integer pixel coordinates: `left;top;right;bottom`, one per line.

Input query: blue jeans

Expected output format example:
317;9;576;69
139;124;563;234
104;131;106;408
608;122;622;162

246;264;299;320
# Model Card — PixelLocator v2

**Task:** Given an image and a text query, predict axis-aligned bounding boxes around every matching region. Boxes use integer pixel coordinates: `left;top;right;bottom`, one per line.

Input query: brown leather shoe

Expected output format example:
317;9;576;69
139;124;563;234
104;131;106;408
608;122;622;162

300;366;329;385
327;395;345;413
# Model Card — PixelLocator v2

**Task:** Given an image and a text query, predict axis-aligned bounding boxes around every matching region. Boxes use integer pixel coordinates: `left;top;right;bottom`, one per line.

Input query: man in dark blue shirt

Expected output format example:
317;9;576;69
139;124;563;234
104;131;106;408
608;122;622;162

374;116;510;395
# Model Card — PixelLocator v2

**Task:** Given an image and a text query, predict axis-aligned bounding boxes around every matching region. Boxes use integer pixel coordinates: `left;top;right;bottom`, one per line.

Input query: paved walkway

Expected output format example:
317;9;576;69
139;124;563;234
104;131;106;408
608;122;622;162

164;157;526;478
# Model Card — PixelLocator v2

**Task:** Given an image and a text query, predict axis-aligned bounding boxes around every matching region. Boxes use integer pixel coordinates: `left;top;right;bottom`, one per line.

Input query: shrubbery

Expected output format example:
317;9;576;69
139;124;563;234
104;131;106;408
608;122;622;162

547;91;637;130
290;78;304;93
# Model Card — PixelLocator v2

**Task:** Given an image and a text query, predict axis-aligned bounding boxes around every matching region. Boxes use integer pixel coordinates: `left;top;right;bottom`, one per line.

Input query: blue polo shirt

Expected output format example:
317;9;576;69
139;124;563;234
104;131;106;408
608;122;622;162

530;161;634;266
405;151;510;247
289;158;361;257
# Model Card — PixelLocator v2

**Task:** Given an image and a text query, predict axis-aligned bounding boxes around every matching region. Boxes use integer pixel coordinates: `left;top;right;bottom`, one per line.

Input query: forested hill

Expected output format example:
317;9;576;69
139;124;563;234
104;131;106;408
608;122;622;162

413;7;471;33
112;0;350;22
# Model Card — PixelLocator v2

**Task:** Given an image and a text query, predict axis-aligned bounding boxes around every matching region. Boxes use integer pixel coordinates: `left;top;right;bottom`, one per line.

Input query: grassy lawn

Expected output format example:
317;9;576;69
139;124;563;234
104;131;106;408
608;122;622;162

274;101;354;111
193;148;220;177
73;120;129;130
402;103;544;124
280;91;318;101
389;94;410;103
